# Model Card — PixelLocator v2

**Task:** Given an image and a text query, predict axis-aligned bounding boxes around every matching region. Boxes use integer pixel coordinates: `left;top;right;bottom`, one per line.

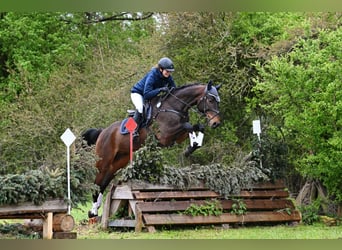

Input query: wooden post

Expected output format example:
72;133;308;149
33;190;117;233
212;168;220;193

135;204;143;232
101;191;113;229
337;203;342;217
43;212;53;239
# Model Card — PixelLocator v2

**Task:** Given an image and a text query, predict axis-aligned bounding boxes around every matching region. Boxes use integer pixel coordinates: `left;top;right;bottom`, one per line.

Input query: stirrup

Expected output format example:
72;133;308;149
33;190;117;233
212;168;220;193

133;130;139;138
127;109;135;117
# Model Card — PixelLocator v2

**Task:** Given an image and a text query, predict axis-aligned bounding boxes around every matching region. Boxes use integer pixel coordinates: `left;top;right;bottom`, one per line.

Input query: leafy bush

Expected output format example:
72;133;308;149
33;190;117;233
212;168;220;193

0;139;98;207
120;134;164;184
231;199;247;215
299;199;321;225
121;136;270;198
183;200;223;216
251;26;342;202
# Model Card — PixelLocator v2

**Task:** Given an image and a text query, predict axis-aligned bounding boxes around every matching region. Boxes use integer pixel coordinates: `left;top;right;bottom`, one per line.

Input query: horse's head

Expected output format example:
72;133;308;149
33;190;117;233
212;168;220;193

197;80;221;128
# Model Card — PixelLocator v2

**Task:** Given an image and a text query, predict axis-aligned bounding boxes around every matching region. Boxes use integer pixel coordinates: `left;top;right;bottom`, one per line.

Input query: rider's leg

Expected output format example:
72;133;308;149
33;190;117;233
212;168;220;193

132;111;143;137
130;93;144;137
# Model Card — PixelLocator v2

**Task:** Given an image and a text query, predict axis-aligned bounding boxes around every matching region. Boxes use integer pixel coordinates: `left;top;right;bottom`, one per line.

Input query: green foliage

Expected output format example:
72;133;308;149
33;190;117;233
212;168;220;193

0;170;59;205
183;200;223;216
0;223;40;239
299;199;322;225
250;26;342;202
231;198;247;215
162;12;319;168
0;139;98;206
121;134;164;184
251;129;290;181
0;12;156;173
0;12;88;102
0;12;341;211
121;138;270;198
229;12;308;47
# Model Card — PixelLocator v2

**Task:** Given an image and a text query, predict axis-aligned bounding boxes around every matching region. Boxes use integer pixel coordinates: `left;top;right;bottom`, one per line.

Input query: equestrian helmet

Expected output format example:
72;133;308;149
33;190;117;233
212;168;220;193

158;57;175;72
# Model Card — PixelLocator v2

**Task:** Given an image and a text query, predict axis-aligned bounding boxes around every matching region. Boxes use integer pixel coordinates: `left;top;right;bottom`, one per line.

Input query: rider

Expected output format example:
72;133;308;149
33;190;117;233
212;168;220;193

130;57;176;138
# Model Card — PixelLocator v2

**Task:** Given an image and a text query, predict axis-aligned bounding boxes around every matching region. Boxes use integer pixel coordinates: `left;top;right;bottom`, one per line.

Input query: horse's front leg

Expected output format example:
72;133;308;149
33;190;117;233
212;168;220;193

184;142;200;157
182;122;205;157
183;122;205;133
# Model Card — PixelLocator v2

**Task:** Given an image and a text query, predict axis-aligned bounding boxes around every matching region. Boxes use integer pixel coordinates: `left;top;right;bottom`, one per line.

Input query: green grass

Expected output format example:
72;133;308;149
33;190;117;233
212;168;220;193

74;222;342;239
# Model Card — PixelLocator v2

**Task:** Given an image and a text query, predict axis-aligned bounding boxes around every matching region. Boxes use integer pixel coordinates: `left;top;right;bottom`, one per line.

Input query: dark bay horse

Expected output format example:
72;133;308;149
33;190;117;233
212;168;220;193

83;80;221;218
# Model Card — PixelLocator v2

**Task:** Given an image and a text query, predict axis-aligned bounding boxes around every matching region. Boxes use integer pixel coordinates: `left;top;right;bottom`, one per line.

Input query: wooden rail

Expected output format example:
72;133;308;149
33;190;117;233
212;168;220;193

0;199;76;239
101;180;301;232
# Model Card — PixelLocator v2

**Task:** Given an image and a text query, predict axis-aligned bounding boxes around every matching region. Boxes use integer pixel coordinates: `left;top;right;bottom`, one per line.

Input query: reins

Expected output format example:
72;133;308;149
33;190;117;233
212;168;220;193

154;85;220;124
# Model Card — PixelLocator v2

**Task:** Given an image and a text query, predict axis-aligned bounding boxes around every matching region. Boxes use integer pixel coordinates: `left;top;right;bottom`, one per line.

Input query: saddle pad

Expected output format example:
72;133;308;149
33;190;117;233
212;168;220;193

119;118;130;135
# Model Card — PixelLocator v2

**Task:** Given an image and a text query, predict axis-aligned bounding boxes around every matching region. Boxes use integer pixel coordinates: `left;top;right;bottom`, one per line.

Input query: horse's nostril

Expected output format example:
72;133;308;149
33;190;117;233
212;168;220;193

212;122;219;128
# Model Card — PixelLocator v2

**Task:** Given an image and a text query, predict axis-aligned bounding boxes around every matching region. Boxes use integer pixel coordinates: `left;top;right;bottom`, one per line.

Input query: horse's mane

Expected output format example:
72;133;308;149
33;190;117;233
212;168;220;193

174;83;201;91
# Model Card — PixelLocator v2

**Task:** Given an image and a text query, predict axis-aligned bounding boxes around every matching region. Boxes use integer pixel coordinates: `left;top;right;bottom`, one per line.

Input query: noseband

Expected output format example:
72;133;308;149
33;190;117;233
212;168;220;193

197;92;220;122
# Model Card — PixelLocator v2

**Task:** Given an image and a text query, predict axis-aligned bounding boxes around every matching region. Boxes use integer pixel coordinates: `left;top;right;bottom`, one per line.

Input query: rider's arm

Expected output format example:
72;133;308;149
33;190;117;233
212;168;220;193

143;74;161;100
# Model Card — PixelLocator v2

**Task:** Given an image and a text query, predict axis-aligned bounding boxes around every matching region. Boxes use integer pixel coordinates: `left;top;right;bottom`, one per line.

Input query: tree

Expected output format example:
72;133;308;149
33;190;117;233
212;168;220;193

160;12;311;165
0;12;89;103
0;12;157;173
251;26;342;202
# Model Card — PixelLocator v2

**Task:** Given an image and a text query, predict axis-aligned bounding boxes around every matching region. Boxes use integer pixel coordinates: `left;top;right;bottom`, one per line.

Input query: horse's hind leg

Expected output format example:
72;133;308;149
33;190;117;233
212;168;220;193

89;154;130;218
88;158;111;218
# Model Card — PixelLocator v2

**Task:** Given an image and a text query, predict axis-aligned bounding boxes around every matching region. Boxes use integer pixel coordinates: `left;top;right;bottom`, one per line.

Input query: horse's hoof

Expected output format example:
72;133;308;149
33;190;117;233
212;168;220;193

88;217;98;225
88;211;97;218
184;150;190;157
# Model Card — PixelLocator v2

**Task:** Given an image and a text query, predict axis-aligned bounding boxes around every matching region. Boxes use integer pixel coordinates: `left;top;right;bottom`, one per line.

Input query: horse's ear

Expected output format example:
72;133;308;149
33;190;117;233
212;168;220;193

215;83;222;91
207;80;213;90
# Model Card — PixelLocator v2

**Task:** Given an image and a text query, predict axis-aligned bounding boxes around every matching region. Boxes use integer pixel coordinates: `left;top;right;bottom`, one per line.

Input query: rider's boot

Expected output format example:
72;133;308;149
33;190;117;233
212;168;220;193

132;111;143;139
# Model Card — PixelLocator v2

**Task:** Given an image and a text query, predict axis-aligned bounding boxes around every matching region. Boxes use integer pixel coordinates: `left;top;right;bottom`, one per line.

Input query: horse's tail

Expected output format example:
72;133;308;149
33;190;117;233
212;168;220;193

82;128;103;146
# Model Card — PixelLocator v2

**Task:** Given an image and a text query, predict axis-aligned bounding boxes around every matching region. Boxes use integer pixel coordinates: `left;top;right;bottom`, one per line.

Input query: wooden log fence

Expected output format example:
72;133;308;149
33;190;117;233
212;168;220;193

100;180;301;232
0;199;76;239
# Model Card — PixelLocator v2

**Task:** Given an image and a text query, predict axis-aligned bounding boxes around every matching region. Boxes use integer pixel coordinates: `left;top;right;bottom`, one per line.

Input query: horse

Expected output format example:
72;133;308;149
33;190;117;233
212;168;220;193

83;80;222;218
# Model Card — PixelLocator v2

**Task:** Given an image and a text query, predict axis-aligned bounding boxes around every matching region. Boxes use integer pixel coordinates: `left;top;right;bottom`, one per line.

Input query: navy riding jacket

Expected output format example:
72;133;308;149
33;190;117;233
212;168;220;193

131;67;176;100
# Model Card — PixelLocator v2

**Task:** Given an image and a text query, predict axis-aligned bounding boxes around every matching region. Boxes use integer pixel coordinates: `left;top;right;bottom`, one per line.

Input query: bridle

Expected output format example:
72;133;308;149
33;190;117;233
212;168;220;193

197;91;220;122
154;85;220;124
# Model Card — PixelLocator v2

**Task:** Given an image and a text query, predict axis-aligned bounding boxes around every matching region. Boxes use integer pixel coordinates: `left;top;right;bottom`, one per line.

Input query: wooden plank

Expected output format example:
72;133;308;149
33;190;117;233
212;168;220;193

133;189;288;201
53;232;77;239
128;180;207;191
222;199;295;210
0;199;68;217
108;219;136;228
128;200;138;217
136;199;295;213
109;199;127;218
126;180;285;191
0;213;46;219
133;190;219;200
237;190;289;198
143;210;301;225
112;185;133;199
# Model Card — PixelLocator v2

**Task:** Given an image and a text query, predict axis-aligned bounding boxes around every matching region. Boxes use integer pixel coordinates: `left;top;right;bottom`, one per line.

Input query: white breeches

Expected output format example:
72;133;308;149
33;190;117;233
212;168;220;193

131;93;144;114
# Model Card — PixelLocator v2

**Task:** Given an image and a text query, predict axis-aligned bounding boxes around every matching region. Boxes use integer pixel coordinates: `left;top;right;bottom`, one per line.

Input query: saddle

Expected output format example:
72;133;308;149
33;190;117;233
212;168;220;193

120;103;153;135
